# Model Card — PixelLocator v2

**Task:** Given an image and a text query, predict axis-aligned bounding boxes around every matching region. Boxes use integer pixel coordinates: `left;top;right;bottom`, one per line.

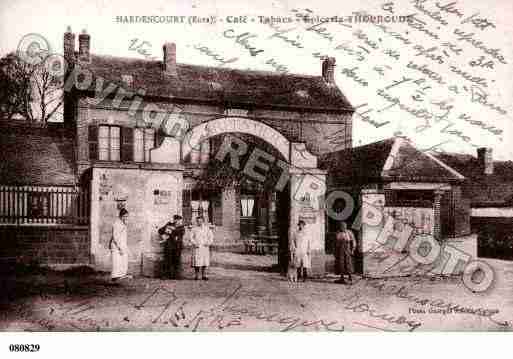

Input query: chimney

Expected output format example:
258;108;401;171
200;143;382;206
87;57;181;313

163;43;177;76
63;26;76;129
477;147;493;175
63;26;75;66
322;57;336;84
78;29;90;63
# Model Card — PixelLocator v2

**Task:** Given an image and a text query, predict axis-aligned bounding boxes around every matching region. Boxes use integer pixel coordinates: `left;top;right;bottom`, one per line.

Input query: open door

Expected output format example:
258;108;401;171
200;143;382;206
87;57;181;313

277;183;290;275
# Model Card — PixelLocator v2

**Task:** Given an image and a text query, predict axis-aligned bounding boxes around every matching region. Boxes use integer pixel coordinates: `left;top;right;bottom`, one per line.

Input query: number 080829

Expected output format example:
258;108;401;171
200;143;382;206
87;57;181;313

9;344;40;352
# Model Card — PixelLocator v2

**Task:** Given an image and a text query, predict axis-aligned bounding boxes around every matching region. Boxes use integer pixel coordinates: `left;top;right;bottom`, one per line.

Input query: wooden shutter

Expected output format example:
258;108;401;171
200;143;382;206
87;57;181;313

88;125;98;160
182;189;192;226
155;127;164;148
120;127;134;162
212;192;223;226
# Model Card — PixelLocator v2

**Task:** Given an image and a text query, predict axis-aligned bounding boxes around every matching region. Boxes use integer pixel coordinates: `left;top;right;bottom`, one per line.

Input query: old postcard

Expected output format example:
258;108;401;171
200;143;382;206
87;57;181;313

0;0;512;345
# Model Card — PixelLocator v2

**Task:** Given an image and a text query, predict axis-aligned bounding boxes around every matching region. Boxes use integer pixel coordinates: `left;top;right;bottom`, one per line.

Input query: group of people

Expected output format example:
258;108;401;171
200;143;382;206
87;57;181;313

158;215;214;280
109;208;357;284
109;209;215;282
289;220;357;284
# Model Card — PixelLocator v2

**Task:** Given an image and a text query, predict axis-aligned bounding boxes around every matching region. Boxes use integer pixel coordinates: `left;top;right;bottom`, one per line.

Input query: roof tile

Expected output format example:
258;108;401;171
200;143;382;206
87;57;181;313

77;54;354;113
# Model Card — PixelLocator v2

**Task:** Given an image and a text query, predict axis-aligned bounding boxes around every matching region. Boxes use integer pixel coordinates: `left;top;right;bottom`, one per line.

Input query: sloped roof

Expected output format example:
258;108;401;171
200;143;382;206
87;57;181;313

0;124;76;185
435;152;513;206
319;138;395;185
76;54;354;113
319;137;464;185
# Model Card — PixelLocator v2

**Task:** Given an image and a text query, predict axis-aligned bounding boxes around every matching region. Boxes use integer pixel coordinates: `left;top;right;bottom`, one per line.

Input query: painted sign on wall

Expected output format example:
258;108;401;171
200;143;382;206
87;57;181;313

384;206;434;235
153;189;173;205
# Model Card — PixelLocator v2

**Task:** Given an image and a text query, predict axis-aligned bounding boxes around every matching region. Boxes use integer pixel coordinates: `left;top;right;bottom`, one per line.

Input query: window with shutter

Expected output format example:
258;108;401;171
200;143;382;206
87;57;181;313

97;125;122;161
133;127;155;162
88;125;98;160
98;125;110;160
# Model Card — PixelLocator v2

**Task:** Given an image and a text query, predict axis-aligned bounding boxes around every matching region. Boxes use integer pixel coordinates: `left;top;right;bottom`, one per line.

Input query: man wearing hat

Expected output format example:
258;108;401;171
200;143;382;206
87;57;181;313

158;214;185;279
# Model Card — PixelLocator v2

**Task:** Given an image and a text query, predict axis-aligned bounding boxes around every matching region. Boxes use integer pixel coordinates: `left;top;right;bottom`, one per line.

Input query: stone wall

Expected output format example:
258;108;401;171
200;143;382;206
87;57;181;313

360;189;478;278
0;225;89;266
90;166;183;274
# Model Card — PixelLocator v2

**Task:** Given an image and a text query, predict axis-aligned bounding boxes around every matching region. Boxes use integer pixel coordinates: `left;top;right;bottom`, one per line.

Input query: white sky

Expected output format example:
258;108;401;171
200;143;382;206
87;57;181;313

1;0;512;159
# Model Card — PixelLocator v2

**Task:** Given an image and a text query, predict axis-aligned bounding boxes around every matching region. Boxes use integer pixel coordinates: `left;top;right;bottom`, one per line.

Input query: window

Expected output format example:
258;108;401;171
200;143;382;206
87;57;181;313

191;200;210;222
98;125;120;161
134;127;155;162
240;195;255;218
28;192;50;218
189;140;211;164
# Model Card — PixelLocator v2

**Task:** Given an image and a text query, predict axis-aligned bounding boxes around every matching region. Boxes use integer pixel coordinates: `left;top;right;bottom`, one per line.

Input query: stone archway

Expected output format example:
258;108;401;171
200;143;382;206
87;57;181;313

182;117;291;161
151;116;327;276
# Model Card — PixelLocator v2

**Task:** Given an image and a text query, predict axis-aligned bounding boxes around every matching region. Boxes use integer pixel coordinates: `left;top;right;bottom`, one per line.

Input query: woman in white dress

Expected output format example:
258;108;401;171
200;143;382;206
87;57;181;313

290;220;312;282
189;216;214;280
110;208;130;282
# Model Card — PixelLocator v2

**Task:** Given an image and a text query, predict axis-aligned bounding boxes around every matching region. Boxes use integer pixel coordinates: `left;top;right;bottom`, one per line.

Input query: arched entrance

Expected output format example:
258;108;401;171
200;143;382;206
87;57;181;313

181;117;291;161
152;116;327;275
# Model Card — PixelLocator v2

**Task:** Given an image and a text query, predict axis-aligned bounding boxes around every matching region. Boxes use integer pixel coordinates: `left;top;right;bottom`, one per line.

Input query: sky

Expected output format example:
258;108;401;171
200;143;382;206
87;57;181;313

1;0;513;159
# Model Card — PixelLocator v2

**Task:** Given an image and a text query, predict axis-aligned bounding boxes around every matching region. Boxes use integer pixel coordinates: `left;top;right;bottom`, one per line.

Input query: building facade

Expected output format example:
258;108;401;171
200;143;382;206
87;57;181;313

2;27;496;277
64;28;352;275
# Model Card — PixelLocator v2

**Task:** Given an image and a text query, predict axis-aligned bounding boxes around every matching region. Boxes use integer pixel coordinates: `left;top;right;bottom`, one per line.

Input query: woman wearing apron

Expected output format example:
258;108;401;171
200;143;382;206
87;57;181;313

110;208;130;282
334;221;356;284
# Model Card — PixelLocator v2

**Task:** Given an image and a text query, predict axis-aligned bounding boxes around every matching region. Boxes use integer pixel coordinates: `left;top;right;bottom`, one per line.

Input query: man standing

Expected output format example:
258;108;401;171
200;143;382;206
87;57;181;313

170;215;185;279
190;216;214;280
158;214;185;279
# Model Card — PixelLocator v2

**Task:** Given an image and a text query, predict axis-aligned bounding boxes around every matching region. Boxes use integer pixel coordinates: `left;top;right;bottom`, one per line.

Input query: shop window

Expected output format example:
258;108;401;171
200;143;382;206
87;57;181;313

134;127;155;162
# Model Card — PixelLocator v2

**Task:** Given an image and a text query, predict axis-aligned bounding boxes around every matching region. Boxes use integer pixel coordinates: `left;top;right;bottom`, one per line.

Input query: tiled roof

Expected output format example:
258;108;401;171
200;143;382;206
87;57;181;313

384;140;464;182
0;124;76;185
319;137;464;185
76;54;354;113
435;152;513;207
319;138;395;185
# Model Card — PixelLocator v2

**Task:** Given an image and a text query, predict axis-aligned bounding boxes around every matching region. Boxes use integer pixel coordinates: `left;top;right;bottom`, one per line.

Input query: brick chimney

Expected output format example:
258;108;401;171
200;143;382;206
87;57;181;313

63;26;76;129
322;57;336;84
163;43;177;76
63;26;75;66
78;29;90;63
477;147;493;175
